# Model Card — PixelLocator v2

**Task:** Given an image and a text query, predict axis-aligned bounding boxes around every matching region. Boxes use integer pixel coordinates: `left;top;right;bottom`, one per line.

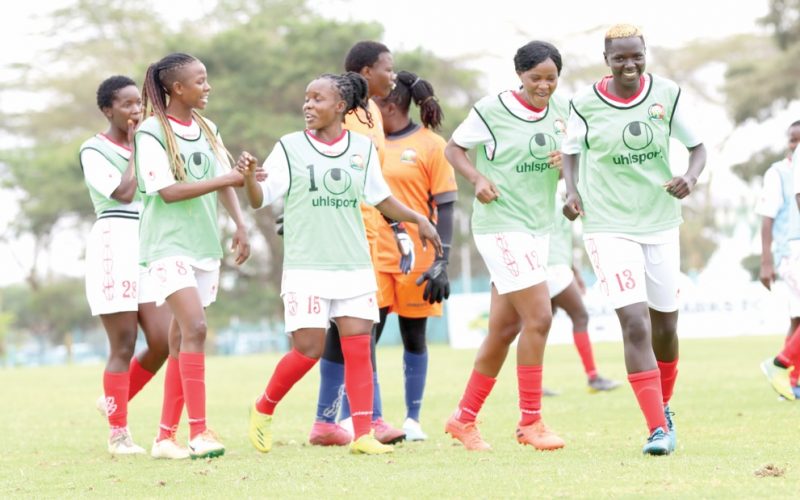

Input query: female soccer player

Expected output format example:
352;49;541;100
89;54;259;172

547;180;620;393
443;41;567;451
310;40;406;446
241;72;442;455
759;121;800;400
80;75;171;456
135;52;251;459
371;70;457;440
561;24;707;455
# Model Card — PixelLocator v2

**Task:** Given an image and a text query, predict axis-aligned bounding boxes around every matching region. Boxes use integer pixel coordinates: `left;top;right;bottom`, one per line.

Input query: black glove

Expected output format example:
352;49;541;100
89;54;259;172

415;259;450;304
276;213;284;237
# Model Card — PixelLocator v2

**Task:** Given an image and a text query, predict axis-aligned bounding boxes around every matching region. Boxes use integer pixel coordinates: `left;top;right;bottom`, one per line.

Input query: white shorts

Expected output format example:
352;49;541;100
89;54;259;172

778;242;800;317
147;256;220;308
473;232;549;295
85;217;158;316
583;233;680;312
546;264;574;299
282;291;379;333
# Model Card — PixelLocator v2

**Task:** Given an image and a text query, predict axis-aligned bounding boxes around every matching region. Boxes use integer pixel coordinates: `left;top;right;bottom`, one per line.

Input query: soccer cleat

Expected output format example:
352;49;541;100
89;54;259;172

339;416;354;437
760;358;796;400
793;386;800;399
107;427;145;456
664;405;676;451
349;430;394;455
151;436;190;460
402;417;428;441
188;430;225;459
642;427;672;456
371;418;406;444
309;421;352;446
587;375;622;393
445;414;491;451
516;420;565;450
542;387;560;397
248;404;273;453
96;395;108;417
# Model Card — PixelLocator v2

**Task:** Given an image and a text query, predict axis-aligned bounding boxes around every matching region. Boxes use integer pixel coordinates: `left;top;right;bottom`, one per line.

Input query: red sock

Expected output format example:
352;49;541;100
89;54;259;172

341;334;374;439
657;358;678;406
157;356;184;441
179;352;207;439
572;331;597;379
778;326;800;368
456;369;497;424
628;369;667;433
103;370;129;430
256;348;318;415
517;365;543;426
128;356;156;402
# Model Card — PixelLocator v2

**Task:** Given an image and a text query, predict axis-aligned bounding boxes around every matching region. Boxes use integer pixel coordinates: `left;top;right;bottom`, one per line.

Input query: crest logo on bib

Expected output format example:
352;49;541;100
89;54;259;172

349;154;364;171
622;121;654;151
528;132;557;160
400;148;418;164
553;119;566;136
184;151;212;179
648;103;665;121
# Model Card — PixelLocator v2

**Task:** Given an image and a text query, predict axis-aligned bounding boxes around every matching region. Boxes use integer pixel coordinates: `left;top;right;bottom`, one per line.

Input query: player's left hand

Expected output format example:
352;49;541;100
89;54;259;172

548;150;563;170
416;259;450;304
664;175;697;199
231;225;250;265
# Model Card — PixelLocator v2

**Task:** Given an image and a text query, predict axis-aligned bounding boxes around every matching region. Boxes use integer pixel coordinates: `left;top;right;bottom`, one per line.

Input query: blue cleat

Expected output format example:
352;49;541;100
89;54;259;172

642;427;672;456
664;405;676;451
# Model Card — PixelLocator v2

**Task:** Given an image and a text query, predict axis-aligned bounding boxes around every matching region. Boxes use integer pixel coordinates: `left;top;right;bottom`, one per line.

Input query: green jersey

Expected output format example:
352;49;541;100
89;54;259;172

134;116;224;266
79;135;140;215
570;74;682;234
281;130;374;271
471;91;566;235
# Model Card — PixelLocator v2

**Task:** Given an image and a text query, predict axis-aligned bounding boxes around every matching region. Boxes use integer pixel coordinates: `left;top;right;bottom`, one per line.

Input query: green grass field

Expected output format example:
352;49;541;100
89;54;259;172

1;335;798;498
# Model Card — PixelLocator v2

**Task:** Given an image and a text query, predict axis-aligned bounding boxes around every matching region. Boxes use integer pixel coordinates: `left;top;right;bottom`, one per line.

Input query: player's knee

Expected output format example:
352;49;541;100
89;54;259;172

620;315;649;346
183;319;208;343
570;309;589;330
523;312;552;337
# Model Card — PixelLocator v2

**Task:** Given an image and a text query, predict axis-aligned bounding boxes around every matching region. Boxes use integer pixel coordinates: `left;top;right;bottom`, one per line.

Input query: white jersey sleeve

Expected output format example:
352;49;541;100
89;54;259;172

364;143;392;206
81;148;123;199
561;107;586;155
213;131;232;177
257;143;291;208
756;165;783;218
670;98;702;148
451;107;494;151
138;133;176;194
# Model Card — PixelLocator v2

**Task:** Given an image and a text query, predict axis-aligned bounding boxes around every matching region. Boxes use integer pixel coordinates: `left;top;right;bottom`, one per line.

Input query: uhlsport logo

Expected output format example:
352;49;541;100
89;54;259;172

622;121;654;151
553;119;566;136
648;103;665;121
183;151;212;179
528;132;557;160
349;154;364;171
400;148;417;164
323;167;353;195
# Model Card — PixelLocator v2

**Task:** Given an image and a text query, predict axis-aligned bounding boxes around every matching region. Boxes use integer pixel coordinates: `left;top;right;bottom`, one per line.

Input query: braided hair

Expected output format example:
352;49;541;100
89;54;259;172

385;71;443;130
318;72;372;127
141;52;232;181
96;75;137;110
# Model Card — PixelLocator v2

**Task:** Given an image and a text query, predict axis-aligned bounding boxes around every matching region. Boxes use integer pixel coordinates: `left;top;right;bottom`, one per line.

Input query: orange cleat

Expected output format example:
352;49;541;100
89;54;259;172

516;420;565;450
445;414;491;451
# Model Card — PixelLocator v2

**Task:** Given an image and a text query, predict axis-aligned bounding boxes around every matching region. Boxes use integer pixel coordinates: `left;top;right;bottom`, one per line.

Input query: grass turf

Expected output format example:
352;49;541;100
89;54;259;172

0;335;797;498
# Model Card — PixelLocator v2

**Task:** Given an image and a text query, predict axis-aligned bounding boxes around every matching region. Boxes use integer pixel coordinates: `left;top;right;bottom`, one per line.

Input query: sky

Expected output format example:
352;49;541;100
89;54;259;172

0;0;784;285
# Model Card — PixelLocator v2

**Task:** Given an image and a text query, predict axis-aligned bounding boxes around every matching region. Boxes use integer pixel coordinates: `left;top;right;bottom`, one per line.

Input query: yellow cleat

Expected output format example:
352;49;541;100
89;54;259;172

249;404;273;453
349;430;394;455
760;358;796;400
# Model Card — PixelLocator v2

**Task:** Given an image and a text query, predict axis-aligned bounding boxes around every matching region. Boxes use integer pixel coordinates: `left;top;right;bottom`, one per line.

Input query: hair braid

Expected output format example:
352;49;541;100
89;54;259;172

387;71;443;130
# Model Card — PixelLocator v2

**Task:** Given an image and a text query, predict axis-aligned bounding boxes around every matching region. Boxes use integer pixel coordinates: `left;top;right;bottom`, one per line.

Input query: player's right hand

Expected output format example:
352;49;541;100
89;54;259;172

226;168;245;187
562;191;584;221
475;175;500;204
760;262;775;291
236;151;258;177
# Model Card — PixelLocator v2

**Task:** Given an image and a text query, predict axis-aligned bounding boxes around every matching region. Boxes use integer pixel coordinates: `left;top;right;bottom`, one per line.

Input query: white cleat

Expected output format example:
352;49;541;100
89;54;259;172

188;430;225;459
402;417;428;441
108;427;145;456
96;395;108;417
151;437;191;460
